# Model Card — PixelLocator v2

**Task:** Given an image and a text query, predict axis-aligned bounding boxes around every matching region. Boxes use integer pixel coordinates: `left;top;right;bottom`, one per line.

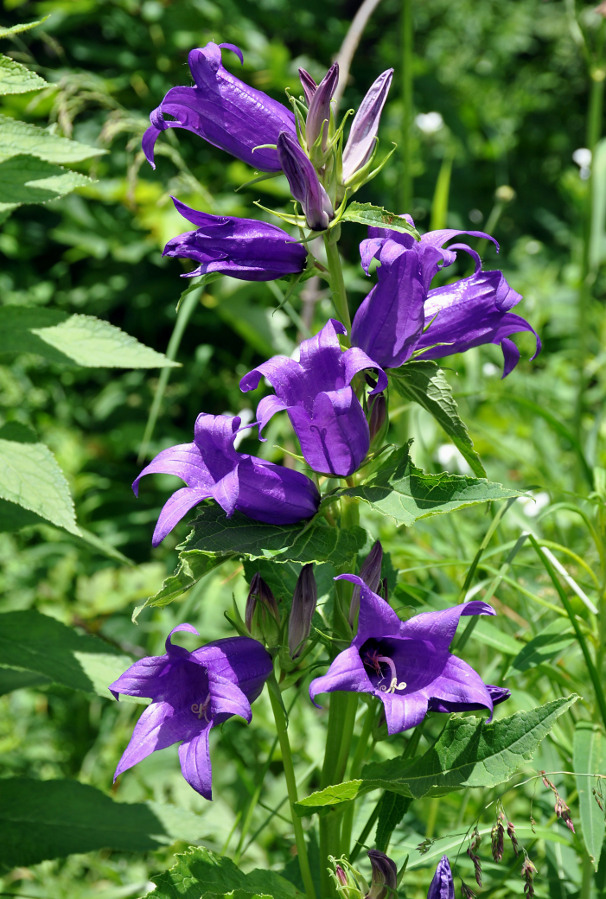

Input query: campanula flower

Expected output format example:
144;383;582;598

350;222;540;375
427;856;454;899
240;319;388;478
310;574;506;734
143;42;296;172
163;197;307;281
342;69;394;184
110;624;272;799
133;413;320;546
277;131;334;230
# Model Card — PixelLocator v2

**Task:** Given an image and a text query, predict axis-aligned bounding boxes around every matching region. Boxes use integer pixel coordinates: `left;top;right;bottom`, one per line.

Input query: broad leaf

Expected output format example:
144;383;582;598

0;114;105;162
340;202;420;239
0;55;47;95
296;697;577;813
148;846;301;899
0;422;79;534
336;445;521;526
573;722;606;870
0;609;134;699
0;306;179;368
390;361;486;477
0;154;92;212
139;508;365;613
0;778;209;871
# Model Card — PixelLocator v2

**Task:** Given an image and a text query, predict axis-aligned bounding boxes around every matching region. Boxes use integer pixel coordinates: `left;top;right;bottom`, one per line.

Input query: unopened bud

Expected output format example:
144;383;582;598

365;850;397;899
299;67;317;106
306;62;339;153
426;856;454;899
245;573;281;645
369;391;388;448
288;563;317;658
349;541;383;626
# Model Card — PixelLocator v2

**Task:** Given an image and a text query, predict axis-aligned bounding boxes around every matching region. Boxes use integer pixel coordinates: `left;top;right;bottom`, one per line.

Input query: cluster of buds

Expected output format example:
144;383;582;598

329;850;397;899
490;811;505;862
245;565;318;659
540;771;575;833
466;828;482;888
521;853;537;898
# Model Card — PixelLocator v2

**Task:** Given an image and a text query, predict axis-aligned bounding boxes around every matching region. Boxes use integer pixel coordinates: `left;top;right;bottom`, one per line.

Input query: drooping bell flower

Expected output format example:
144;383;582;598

276;131;335;230
310;574;506;734
110;623;272;799
427;857;455;899
240;319;388;478
342;69;394;184
351;222;540;375
142;42;297;172
133;413;320;546
163;197;307;281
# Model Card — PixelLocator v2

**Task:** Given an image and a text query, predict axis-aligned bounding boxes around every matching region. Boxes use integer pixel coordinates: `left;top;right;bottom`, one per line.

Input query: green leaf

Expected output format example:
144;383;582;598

0;154;92;212
573;722;606;870
0;114;105;162
390;361;486;478
375;792;409;853
336;445;521;526
0;778;210;871
0;55;48;95
148;846;301;899
340;201;420;239
139;508;365;613
0;18;49;37
0;666;49;696
506;618;575;677
296;697;578;813
0;422;79;535
0;306;179;368
0;609;134;698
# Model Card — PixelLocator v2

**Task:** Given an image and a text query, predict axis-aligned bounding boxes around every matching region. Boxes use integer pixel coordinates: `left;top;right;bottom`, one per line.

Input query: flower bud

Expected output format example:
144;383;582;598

365;850;397;899
368;390;388;449
306;62;339;153
276;131;334;230
426;856;454;899
349;541;383;626
288;563;317;658
246;573;281;646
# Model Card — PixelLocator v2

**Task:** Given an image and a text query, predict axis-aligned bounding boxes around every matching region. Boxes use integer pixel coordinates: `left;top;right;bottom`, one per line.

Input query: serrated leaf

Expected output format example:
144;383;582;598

0;18;48;37
0;609;134;698
507;618;575;677
0;114;105;163
0;55;47;95
148;846;301;899
340;201;420;239
296;697;578;813
0;306;178;368
0;778;209;871
186;504;366;564
0;421;79;534
0;154;92;211
573;722;606;870
390;361;486;477
336;445;521;526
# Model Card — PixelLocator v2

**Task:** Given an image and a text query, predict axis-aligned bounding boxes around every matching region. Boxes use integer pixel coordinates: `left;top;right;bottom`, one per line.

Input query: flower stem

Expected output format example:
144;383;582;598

323;228;351;333
267;675;317;899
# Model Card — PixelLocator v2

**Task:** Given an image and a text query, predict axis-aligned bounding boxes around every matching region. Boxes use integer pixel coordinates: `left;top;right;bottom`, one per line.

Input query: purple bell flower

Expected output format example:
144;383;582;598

110;623;272;799
276;131;334;230
427;856;454;899
133;413;320;546
342;69;394;184
240;319;388;478
163;197;307;281
350;222;540;375
309;574;506;734
142;42;297;172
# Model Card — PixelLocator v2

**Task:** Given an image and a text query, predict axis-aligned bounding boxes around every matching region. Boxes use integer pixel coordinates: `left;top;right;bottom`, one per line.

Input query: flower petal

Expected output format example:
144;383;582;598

151;486;211;546
309;645;373;706
178;726;213;799
114;701;196;779
399;601;495;650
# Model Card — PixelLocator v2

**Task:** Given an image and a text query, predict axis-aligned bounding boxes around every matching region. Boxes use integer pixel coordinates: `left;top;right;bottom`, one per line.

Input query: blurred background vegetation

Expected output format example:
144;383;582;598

1;0;605;896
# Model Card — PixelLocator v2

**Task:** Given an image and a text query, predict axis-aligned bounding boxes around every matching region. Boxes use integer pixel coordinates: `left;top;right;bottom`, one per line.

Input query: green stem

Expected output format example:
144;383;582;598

400;0;414;211
341;703;376;854
323;229;351;333
137;283;202;463
267;675;317;899
529;535;606;731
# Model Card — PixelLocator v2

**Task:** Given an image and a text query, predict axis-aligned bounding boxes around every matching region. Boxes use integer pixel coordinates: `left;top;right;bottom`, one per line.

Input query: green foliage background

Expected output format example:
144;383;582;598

1;0;605;896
